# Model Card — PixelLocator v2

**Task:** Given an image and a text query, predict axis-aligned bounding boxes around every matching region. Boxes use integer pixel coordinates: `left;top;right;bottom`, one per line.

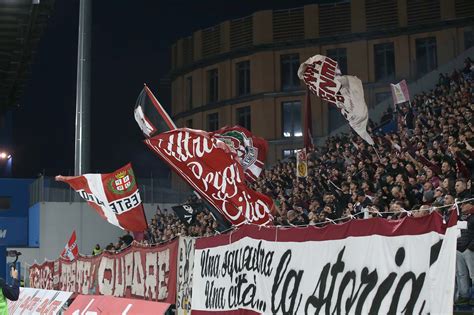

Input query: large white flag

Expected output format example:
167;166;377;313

298;55;374;145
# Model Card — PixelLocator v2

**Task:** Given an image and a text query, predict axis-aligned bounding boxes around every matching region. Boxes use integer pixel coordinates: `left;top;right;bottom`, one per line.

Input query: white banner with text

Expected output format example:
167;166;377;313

191;213;457;315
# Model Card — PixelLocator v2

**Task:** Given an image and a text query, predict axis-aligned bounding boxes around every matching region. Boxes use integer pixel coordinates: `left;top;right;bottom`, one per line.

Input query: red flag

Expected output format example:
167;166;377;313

213;126;268;182
304;88;314;150
145;128;274;226
60;231;79;261
56;163;148;232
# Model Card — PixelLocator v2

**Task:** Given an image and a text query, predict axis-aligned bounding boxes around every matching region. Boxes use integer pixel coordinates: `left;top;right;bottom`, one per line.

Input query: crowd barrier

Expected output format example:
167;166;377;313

29;212;458;314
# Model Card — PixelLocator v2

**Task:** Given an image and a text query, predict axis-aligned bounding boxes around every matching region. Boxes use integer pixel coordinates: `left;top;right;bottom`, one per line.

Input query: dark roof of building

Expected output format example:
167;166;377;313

0;0;55;113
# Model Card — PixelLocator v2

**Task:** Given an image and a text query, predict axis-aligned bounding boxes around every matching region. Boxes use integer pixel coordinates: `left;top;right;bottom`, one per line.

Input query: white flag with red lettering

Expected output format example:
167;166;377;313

60;231;78;261
298;55;374;145
55;163;148;232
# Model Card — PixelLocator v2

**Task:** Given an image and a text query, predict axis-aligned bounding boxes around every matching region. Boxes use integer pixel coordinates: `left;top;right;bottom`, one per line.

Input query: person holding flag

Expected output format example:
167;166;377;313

0;267;19;314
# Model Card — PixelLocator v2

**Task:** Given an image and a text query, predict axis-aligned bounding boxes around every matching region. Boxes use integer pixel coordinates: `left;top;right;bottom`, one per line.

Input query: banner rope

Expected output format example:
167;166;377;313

246;197;473;229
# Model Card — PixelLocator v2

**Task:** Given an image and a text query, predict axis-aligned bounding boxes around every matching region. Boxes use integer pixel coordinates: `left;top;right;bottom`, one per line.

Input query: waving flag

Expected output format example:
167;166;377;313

390;79;410;105
298;55;374;145
134;84;176;138
134;86;236;228
172;204;200;225
296;148;308;178
213;126;268;182
145;128;274;226
134;86;269;182
56;163;147;232
60;231;79;261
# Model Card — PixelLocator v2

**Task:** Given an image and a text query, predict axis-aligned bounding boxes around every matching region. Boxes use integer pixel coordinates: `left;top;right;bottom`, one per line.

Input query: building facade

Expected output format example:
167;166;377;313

169;0;474;166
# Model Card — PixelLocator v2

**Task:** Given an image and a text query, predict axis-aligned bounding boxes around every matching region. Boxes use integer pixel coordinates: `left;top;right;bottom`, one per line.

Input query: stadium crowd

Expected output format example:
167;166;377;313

110;57;474;245
252;57;473;226
102;58;473;303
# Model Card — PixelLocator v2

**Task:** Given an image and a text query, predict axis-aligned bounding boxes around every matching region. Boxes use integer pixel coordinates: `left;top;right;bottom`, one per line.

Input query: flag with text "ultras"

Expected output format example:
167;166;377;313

55;163;148;232
145;128;274;226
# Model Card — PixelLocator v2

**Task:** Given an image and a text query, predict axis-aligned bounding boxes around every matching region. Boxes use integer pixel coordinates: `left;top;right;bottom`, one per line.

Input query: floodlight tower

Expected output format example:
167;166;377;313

74;0;91;175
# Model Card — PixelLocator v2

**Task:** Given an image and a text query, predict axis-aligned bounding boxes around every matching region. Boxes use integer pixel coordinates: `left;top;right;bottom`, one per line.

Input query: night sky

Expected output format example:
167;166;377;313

12;0;315;180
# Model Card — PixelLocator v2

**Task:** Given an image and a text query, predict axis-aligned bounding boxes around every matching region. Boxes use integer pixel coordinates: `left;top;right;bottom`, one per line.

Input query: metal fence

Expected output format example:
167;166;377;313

29;176;191;206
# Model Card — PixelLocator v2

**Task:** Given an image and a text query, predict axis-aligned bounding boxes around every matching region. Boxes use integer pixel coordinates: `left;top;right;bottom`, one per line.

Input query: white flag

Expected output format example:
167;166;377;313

298;55;374;145
390;79;410;105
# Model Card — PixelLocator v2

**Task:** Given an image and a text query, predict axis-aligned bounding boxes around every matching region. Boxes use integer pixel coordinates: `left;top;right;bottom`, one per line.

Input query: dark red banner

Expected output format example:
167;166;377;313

29;261;55;290
30;239;178;304
145;128;274;226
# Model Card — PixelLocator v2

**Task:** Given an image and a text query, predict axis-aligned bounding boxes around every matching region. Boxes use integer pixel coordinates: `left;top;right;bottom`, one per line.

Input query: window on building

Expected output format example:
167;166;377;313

282;101;302;137
0;197;11;210
465;28;474;50
236;61;250;96
280;54;300;91
185;77;193;110
374;43;395;81
282;149;297;159
207;69;219;103
185;119;193;128
326;48;348;74
416;37;437;77
236;106;251;131
207;112;219;131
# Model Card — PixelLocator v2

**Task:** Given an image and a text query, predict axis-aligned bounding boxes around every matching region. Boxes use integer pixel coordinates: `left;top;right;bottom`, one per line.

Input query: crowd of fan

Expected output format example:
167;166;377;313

98;58;473;253
251;57;473;226
94;202;218;254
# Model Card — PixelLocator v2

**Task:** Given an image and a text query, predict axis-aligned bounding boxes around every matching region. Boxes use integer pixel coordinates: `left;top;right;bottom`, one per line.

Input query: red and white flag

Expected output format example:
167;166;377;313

298;55;374;145
55;163;148;232
145;128;274;226
60;231;79;261
213;126;268;182
390;79;410;105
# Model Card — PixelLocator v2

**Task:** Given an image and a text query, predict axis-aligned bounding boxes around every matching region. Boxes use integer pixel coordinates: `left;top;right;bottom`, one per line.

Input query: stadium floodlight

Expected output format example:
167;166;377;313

0;152;11;160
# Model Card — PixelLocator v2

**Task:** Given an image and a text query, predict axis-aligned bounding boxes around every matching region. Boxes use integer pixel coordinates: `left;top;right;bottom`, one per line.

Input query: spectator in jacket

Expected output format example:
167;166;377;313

92;244;102;256
455;179;471;199
0;267;20;313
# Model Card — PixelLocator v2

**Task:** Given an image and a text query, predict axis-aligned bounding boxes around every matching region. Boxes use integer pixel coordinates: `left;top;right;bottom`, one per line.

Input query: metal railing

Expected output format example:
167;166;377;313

29;176;191;206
